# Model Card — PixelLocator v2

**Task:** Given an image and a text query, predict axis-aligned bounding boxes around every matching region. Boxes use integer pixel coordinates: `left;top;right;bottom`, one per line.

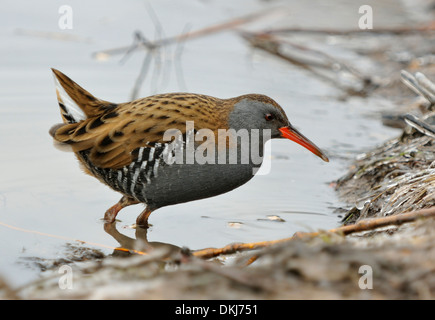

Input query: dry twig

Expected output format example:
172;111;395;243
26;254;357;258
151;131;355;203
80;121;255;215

262;24;435;36
192;207;435;260
241;32;377;97
93;8;282;99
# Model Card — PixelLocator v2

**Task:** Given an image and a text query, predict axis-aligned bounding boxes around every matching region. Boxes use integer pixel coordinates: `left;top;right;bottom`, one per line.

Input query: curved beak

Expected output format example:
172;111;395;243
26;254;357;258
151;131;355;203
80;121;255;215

279;126;329;162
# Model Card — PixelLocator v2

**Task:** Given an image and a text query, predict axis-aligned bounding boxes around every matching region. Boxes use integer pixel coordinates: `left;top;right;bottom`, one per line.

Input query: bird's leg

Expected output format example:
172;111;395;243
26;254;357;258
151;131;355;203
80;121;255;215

136;207;154;229
104;195;139;223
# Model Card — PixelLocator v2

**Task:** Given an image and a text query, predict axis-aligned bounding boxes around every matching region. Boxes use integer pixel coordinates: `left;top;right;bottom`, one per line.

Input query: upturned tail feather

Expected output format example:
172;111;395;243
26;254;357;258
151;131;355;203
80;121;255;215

49;69;140;168
51;68;116;123
50;68;120;152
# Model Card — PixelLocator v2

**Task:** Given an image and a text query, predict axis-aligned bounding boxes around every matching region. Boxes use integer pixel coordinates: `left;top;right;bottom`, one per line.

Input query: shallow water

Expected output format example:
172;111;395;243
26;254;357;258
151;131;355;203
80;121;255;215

0;0;405;287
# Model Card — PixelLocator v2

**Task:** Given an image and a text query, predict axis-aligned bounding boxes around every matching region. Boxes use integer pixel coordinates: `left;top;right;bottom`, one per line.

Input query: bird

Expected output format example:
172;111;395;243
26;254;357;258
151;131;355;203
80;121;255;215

49;69;329;228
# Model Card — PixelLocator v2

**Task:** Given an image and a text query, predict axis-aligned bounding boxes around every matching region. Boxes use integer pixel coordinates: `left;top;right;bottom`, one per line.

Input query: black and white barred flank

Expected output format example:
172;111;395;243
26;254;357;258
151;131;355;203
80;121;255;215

79;133;187;204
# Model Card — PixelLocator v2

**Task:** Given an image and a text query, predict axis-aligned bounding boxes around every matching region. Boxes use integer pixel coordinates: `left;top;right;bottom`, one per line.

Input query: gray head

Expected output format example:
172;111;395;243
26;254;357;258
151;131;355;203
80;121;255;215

227;94;329;162
227;95;290;140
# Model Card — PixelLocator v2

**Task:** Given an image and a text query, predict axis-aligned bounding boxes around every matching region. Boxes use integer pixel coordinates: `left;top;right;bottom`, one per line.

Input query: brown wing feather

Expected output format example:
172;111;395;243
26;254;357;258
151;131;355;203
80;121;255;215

52;93;229;170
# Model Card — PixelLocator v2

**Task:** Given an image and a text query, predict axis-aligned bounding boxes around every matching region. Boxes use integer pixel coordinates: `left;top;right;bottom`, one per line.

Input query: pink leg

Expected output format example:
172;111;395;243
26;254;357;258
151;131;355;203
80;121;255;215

104;196;139;223
136;207;154;228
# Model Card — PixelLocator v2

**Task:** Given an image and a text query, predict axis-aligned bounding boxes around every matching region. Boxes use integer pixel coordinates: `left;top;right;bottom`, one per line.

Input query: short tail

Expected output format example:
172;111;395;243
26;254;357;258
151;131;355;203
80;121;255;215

51;68;116;124
50;69;118;151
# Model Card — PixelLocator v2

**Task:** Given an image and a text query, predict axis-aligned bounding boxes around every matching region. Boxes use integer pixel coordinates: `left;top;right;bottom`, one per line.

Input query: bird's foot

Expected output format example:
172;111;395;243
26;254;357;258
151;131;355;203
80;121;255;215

104;202;122;223
135;208;153;229
104;195;139;223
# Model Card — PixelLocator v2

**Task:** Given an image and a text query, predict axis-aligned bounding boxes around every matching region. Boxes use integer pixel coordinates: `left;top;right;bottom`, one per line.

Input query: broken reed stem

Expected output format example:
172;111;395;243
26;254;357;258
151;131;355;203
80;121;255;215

93;8;281;58
262;24;435;36
192;207;435;260
242;32;374;97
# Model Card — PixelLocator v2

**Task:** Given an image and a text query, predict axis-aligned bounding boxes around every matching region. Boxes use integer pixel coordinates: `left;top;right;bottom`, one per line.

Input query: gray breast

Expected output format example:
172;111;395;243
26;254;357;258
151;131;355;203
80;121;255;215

142;161;256;208
80;131;264;210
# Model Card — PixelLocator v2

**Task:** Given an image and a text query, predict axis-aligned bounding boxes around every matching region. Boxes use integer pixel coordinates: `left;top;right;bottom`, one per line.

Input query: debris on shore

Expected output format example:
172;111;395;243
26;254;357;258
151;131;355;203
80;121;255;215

337;71;435;225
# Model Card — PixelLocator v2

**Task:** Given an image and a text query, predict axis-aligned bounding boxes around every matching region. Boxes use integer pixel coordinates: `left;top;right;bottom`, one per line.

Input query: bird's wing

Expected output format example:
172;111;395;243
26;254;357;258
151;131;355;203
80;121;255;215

53;102;183;169
52;94;227;169
50;69;226;169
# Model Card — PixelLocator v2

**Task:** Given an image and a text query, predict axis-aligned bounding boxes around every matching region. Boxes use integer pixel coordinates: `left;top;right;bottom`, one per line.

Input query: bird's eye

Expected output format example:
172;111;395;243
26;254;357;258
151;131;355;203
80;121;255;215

265;113;274;121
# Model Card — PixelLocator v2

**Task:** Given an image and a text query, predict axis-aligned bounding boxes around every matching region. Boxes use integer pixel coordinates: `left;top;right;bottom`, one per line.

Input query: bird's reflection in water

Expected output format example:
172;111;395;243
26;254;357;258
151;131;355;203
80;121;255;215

103;222;181;257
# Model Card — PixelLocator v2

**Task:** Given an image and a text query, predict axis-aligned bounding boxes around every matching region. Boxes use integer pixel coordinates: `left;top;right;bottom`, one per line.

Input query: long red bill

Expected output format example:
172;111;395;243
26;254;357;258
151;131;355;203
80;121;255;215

279;126;329;162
